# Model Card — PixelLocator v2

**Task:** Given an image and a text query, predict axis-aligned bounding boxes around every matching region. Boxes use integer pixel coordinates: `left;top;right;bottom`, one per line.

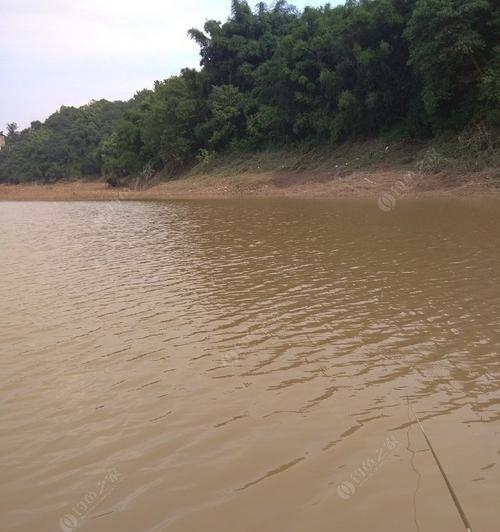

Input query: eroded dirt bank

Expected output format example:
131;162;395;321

0;167;498;201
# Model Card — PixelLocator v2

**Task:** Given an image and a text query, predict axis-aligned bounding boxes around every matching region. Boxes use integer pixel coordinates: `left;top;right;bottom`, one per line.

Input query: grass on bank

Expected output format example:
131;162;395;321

186;127;499;181
101;126;499;191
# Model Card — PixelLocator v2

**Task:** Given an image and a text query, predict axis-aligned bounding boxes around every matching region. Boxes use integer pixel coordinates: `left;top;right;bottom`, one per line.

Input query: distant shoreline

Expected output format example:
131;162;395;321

0;167;499;202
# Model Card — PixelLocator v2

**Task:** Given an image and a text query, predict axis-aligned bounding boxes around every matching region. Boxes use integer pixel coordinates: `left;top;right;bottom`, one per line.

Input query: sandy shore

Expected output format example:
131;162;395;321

0;168;498;201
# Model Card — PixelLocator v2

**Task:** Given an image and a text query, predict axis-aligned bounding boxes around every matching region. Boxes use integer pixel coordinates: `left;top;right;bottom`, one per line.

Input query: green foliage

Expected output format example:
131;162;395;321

206;85;246;149
1;0;499;183
7;123;19;136
416;147;449;173
405;0;498;129
0;99;131;182
196;148;216;169
142;75;205;174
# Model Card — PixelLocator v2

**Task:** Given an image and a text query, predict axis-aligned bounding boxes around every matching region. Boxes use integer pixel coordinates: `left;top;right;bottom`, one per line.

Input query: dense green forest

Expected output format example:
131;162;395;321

1;0;498;183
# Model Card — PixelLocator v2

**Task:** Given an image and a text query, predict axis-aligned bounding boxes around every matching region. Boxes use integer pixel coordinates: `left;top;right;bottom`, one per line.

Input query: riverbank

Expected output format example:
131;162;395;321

0;166;498;201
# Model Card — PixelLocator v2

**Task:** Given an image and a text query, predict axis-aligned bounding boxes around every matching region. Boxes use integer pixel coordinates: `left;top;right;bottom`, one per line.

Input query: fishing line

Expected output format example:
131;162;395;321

407;400;474;532
303;335;475;531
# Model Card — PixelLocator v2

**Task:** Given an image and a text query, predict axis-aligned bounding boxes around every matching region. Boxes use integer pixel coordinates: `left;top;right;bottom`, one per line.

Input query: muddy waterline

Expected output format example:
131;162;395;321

1;199;499;532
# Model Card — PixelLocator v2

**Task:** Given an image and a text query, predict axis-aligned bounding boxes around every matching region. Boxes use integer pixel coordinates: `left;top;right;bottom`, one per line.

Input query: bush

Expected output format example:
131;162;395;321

195;149;216;169
416;148;449;173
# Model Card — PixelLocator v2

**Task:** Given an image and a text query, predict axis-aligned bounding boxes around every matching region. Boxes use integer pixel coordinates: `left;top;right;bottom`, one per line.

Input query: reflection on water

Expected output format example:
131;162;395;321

0;199;499;532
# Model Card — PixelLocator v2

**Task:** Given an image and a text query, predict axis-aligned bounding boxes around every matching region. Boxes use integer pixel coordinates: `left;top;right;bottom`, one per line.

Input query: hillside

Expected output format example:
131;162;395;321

0;0;498;185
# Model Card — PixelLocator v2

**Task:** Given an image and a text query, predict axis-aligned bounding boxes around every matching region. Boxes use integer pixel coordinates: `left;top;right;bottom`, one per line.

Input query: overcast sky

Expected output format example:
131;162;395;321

1;0;338;130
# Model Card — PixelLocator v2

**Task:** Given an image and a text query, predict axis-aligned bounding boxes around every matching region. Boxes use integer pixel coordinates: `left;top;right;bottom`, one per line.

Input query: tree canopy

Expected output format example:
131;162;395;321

1;0;498;182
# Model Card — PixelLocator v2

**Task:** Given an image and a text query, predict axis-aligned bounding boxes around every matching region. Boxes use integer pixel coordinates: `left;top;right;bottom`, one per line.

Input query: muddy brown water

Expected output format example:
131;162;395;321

1;199;499;532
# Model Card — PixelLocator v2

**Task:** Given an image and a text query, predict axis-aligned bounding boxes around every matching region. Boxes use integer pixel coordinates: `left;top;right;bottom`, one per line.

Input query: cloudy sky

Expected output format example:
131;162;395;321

1;0;336;129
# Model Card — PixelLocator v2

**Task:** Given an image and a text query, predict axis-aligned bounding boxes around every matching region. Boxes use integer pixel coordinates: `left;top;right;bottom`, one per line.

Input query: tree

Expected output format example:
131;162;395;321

2;0;498;184
6;123;18;136
405;0;496;129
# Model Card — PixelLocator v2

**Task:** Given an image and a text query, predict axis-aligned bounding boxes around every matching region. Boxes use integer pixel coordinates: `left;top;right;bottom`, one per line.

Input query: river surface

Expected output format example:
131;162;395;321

1;199;499;532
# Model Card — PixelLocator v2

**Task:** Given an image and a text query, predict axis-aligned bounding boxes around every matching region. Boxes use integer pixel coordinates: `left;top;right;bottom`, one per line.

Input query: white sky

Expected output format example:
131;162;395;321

0;0;337;129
